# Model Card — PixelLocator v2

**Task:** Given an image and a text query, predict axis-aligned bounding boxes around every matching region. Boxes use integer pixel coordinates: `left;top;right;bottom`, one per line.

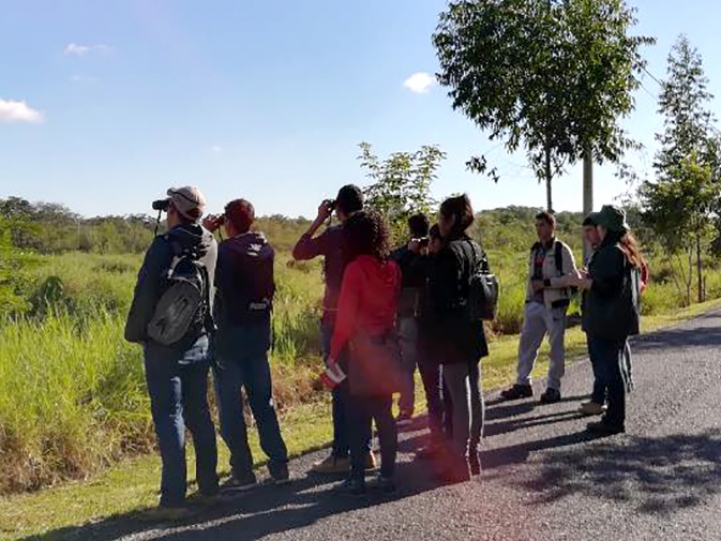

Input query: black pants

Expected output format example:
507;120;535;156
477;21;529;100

418;356;453;444
348;393;397;480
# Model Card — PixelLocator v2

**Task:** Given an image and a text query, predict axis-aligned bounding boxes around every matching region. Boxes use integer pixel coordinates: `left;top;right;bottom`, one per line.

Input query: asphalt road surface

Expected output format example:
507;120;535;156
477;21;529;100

45;312;721;541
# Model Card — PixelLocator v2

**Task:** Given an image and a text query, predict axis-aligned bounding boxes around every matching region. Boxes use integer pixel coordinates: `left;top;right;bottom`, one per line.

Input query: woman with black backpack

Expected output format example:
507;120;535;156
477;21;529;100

569;205;642;436
425;194;489;483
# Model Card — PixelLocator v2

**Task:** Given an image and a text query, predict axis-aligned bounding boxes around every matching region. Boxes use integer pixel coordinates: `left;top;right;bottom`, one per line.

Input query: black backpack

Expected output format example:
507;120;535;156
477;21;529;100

461;240;499;321
147;241;213;346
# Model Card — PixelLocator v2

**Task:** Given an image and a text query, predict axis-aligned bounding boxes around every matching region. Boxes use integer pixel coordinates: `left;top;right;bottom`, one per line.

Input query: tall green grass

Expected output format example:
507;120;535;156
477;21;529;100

0;312;151;494
0;251;326;494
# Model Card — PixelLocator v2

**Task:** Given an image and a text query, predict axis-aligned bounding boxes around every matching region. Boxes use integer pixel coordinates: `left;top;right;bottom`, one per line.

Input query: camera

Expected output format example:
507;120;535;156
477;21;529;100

325;199;336;212
412;237;430;248
203;213;226;233
152;199;170;212
210;214;226;228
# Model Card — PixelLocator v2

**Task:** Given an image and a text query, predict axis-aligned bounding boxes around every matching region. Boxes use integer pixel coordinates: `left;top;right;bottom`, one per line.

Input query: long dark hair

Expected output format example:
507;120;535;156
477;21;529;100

344;210;390;261
439;194;474;239
603;229;644;269
620;232;644;270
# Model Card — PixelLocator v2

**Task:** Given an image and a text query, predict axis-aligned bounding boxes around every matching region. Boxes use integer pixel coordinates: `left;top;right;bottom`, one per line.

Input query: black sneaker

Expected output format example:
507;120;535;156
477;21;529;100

500;384;533;401
221;471;257;492
587;420;625;437
269;462;291;485
415;444;443;460
437;461;471;485
396;410;413;424
374;475;397;495
338;477;367;497
539;388;561;404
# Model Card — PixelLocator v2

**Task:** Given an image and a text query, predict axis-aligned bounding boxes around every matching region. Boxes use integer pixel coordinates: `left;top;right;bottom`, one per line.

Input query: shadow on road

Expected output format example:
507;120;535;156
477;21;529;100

31;387;705;539
507;429;721;515
22;455;447;541
633;319;721;351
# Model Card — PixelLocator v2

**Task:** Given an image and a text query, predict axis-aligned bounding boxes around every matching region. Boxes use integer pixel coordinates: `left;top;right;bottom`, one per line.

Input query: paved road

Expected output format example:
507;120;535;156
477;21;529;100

48;312;721;541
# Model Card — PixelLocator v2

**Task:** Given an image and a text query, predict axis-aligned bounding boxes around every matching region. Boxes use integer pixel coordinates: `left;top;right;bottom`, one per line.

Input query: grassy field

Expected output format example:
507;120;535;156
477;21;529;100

0;242;717;495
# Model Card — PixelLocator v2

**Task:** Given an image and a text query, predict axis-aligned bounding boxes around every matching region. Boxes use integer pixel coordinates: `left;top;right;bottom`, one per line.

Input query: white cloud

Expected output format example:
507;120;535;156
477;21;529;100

0;99;43;123
210;146;223;154
403;72;437;94
64;43;112;56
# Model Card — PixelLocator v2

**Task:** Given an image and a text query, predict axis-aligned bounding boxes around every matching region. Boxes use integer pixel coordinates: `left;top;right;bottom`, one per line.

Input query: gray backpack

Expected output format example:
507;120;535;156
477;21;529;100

147;242;212;346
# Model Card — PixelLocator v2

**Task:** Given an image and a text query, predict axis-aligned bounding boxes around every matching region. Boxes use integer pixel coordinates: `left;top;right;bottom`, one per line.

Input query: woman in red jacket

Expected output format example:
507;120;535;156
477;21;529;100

327;210;402;496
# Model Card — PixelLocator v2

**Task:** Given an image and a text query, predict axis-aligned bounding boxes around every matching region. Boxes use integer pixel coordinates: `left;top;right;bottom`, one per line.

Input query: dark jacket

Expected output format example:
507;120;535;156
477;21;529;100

214;231;275;327
125;224;217;349
292;225;347;323
390;245;426;318
424;234;489;364
582;240;640;341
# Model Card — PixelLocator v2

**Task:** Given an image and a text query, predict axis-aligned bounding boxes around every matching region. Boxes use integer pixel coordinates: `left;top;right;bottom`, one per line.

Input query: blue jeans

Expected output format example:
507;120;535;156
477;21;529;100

588;338;634;403
321;320;371;458
144;336;219;507
587;336;626;428
213;323;288;477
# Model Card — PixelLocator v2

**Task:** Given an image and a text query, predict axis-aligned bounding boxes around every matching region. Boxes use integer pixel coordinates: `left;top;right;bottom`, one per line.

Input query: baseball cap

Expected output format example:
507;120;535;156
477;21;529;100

167;187;206;221
588;205;629;233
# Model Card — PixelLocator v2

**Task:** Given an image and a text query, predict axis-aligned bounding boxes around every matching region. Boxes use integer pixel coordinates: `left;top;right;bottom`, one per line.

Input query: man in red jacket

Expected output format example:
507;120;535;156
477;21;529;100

292;185;375;475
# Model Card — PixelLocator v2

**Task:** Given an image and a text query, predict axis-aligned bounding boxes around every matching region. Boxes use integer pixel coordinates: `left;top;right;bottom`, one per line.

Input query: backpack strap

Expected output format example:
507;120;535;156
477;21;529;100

555;240;563;277
199;263;216;335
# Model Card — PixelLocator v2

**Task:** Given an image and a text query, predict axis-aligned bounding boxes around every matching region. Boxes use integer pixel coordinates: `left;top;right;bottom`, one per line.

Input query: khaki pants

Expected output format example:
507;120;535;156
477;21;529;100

516;301;567;391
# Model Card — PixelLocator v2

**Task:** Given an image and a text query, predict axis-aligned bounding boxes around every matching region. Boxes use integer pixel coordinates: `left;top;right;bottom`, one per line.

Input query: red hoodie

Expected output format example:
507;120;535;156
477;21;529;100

330;255;401;361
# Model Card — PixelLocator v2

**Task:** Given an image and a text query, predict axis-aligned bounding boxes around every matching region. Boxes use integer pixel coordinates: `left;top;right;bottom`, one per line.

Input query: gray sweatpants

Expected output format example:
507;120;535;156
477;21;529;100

516;301;567;392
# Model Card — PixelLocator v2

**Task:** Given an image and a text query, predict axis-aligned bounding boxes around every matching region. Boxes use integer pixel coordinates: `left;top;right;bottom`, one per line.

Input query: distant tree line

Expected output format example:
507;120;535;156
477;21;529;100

0;197;155;254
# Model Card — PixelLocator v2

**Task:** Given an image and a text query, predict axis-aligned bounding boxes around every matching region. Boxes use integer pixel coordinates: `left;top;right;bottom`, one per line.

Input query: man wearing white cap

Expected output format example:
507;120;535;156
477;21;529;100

125;186;220;519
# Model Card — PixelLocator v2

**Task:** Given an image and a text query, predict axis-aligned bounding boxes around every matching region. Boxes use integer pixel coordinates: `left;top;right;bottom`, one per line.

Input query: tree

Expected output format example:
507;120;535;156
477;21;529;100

641;153;719;304
641;36;720;304
433;0;654;211
654;36;716;173
358;142;446;241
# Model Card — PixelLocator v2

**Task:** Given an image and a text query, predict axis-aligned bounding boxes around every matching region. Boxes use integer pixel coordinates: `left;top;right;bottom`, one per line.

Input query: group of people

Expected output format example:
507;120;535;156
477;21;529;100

500;206;644;436
125;183;643;519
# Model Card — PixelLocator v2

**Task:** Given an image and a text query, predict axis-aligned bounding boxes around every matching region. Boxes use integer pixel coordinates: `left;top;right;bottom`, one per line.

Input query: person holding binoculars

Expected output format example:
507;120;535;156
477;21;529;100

125;187;220;520
292;184;377;475
203;199;290;489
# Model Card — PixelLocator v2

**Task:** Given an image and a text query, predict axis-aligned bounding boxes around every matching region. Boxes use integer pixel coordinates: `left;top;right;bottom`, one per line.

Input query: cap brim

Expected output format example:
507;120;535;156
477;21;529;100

586;212;601;225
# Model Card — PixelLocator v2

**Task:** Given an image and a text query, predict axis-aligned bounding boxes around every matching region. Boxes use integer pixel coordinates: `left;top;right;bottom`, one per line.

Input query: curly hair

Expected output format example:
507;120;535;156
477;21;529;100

344;210;390;261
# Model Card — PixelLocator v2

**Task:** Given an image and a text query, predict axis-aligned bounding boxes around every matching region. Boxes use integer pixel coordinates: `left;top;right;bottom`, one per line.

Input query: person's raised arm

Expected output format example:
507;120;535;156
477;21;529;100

292;200;334;260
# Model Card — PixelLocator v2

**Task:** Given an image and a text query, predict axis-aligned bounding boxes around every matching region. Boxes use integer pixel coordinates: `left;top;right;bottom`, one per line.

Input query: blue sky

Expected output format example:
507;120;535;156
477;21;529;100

1;0;720;219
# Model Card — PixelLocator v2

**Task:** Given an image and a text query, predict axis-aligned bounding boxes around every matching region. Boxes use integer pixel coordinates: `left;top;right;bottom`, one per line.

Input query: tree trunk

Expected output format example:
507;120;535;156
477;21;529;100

696;234;704;303
687;248;693;306
582;149;594;261
545;145;553;212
